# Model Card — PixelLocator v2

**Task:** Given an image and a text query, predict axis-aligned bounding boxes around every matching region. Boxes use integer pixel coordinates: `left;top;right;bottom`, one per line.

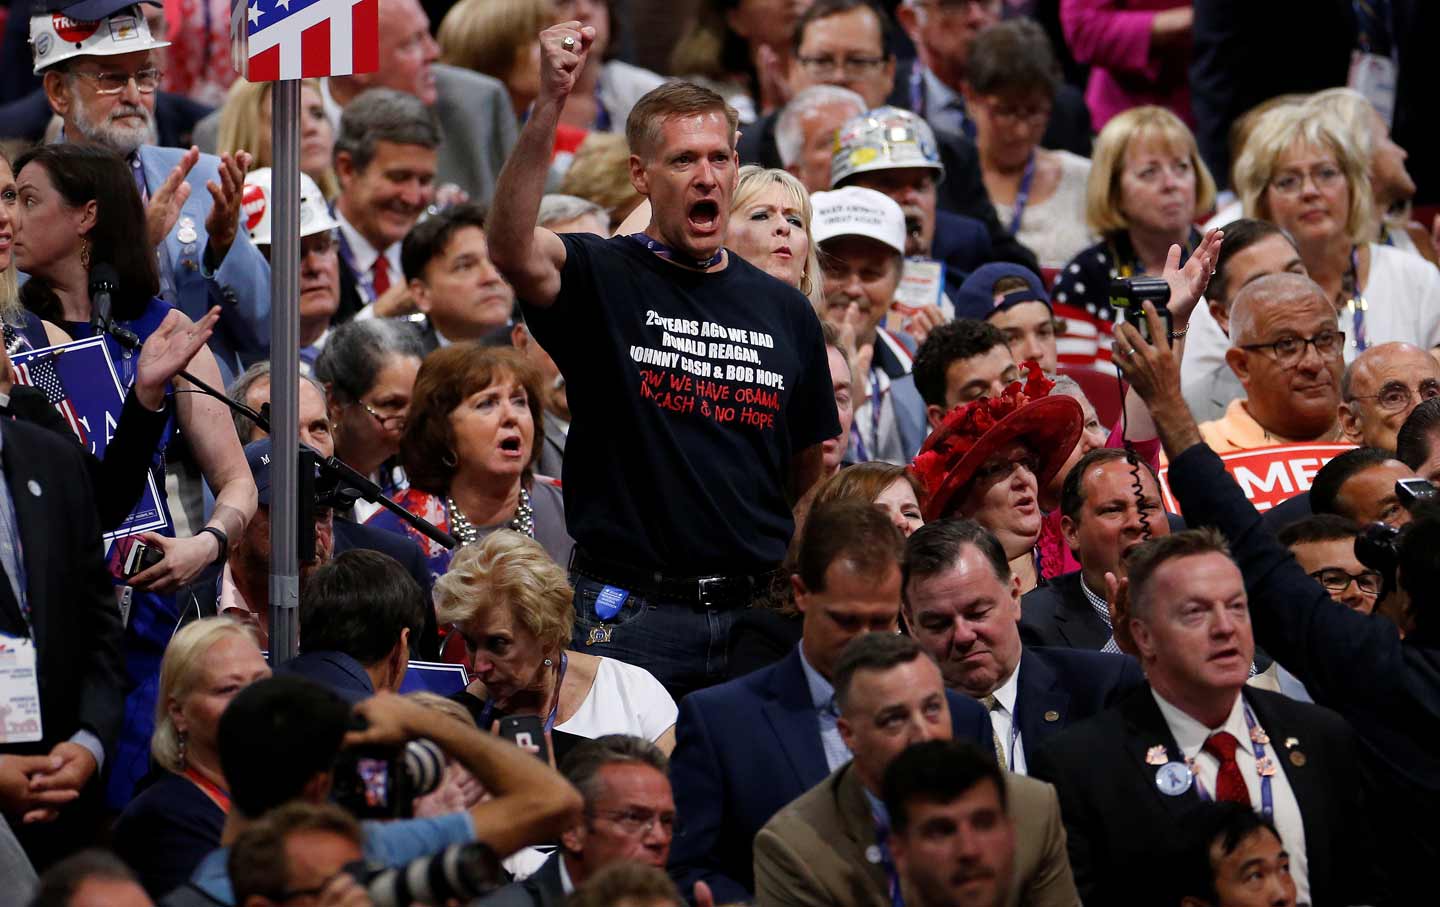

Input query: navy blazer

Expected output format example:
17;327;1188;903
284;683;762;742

1167;441;1440;897
278;651;374;703
1013;646;1145;767
668;646;991;903
1020;571;1111;652
932;209;994;299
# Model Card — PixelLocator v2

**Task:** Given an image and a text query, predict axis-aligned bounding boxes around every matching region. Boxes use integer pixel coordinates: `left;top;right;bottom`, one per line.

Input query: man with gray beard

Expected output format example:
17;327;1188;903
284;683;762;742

30;0;270;384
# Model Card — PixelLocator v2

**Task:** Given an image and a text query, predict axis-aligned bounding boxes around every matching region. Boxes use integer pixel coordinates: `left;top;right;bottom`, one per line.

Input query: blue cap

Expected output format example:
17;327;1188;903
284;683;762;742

952;263;1052;322
245;438;321;507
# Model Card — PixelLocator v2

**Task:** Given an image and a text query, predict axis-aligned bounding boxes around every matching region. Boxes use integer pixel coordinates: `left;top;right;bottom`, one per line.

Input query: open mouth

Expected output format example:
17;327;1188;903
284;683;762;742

904;216;923;238
498;436;524;456
689;199;720;232
1209;647;1243;663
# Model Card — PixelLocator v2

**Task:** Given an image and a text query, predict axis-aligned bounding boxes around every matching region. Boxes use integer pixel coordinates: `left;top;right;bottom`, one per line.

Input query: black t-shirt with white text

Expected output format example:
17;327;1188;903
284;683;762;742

520;233;840;575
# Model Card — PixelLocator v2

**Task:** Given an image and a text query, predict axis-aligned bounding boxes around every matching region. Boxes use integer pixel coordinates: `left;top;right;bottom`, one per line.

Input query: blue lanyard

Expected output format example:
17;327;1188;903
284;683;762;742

908;60;925;118
870;804;907;907
1193;702;1275;819
1008;152;1037;237
477;652;569;732
869;371;883;456
625;234;723;270
335;228;385;303
592;82;611;132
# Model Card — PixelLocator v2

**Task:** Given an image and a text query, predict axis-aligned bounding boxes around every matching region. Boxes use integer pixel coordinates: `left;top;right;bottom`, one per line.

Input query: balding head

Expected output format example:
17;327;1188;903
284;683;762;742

1339;342;1440;451
1227;273;1334;348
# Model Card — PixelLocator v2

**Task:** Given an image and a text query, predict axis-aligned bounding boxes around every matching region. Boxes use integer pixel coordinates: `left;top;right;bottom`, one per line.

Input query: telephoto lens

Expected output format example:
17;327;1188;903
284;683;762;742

355;841;504;907
403;739;445;796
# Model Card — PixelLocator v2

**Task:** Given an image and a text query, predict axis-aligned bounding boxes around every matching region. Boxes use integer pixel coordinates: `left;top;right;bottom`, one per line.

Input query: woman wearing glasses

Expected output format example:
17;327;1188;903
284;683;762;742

315;318;426;522
1233;103;1440;364
1051;106;1216;369
366;345;572;579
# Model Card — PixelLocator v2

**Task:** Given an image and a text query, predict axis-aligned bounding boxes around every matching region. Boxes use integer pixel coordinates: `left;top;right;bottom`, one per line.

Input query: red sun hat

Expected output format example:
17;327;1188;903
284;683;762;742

910;362;1084;522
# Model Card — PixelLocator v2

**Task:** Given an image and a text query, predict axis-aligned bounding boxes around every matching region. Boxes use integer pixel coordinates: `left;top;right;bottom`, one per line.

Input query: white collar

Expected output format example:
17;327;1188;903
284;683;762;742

558;855;576;895
991;660;1021;714
1151;687;1247;760
334;206;391;276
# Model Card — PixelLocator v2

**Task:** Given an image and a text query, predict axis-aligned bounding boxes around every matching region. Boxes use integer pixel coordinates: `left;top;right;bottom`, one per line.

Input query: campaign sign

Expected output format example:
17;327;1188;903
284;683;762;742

11;336;169;540
1157;443;1355;514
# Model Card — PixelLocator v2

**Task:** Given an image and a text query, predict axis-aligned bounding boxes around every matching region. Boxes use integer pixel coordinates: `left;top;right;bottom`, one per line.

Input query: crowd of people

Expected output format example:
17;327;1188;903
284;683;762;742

0;0;1438;906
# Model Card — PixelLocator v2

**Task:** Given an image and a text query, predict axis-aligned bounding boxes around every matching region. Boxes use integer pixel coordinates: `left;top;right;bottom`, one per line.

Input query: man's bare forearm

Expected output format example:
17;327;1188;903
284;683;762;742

488;99;564;278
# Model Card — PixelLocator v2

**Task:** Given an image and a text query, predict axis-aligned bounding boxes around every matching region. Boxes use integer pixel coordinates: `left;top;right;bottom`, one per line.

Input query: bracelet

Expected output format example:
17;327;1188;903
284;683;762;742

198;526;230;567
1168;325;1189;340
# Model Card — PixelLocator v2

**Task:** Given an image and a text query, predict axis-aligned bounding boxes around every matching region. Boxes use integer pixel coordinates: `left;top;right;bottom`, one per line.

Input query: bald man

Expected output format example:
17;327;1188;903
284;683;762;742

1339;342;1440;452
1198;274;1345;452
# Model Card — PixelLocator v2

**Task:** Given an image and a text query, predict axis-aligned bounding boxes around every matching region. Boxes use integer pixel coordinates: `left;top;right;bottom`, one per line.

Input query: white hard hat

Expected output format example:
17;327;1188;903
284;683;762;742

242;169;341;247
830;106;946;189
29;2;170;75
810;186;907;257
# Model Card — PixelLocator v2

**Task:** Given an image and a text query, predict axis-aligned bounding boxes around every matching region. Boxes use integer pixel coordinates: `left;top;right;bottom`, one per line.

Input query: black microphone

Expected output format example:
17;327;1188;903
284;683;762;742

88;263;140;350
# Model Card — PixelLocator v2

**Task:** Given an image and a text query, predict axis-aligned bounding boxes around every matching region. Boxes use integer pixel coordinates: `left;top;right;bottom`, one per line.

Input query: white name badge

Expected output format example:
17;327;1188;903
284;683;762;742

0;635;42;744
1349;51;1397;128
888;258;947;335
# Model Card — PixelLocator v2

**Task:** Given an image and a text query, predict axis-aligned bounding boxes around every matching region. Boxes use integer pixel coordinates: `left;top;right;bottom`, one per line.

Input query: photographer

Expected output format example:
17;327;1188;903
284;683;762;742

228;803;372;907
1110;292;1440;898
173;676;581;906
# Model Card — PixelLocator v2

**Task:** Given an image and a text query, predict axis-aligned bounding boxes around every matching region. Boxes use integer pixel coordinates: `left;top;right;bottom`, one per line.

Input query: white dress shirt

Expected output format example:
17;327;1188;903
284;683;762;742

1152;689;1311;905
988;664;1027;775
334;207;402;307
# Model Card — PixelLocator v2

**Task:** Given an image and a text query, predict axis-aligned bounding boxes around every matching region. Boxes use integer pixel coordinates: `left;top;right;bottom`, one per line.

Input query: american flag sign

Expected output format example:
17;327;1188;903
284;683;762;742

14;353;88;447
231;0;379;82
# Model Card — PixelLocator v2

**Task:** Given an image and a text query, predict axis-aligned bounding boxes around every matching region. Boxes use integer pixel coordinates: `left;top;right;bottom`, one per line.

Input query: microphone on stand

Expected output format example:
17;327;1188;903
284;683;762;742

88;263;139;350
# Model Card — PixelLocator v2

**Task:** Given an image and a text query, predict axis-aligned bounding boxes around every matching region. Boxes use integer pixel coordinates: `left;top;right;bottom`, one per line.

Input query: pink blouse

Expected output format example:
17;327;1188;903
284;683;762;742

1059;0;1194;130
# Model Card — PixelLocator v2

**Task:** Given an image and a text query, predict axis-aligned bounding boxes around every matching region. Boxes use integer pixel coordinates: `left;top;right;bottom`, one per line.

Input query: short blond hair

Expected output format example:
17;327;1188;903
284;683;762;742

434;531;575;656
216;78;339;198
559;133;644;229
732;165;825;307
1234;103;1374;245
438;0;548;83
1085;106;1216;235
152;617;263;773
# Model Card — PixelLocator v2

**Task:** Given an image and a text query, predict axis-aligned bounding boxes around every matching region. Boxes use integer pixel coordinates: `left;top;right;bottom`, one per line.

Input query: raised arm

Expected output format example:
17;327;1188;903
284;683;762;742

486;22;594;308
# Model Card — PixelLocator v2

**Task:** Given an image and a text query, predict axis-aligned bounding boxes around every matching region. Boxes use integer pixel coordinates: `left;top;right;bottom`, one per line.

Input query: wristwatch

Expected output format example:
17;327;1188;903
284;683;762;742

198;526;230;567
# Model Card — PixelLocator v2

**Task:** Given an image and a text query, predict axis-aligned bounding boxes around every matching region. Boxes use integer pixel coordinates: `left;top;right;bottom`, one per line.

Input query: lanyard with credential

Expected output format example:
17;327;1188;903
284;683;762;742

870;803;907;907
1192;702;1275;820
477;652;569;733
1008;152;1037;237
184;767;232;815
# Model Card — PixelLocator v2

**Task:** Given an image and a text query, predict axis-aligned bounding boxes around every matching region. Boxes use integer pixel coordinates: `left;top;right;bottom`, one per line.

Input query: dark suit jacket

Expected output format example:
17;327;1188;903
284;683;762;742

0;88;212;147
1167;441;1440;897
931;209;994;295
475;851;566;907
668;646;992;903
1020;571;1110;651
278;650;374;703
1013;645;1145;767
1030;685;1377;907
0;418;126;757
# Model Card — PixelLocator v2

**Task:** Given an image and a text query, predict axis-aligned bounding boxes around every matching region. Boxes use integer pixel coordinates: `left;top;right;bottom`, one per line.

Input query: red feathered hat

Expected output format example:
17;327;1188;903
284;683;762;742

910;362;1084;521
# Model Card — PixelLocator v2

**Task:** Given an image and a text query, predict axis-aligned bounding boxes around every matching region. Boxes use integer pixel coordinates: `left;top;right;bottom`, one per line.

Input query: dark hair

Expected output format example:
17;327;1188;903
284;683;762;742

333;88;441;172
882;739;1005;835
314;318;426;406
796;498;905;592
1397;397;1440;472
401;202;487;282
1178;803;1283;905
229;802;363;906
560;734;669;808
1058;447;1160;522
1124;528;1232;617
13;143;159;323
912;319;1009;408
791;0;896;55
833;632;929;713
300;550;427;666
218;675;352;819
1397;502;1440;636
31;850;138;907
1309;447;1396;519
1276;513;1362;548
1211;218;1297;308
966;19;1061;100
401;344;545;495
902;519;1010;606
569;862;681;907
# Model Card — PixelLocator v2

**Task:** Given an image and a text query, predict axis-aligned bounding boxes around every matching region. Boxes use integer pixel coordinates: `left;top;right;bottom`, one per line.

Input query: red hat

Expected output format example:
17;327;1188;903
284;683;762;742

910;362;1084;521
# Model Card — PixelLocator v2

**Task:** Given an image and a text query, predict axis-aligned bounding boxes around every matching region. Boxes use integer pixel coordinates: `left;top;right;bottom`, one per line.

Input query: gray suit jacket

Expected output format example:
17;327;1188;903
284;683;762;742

753;762;1079;907
476;852;567;907
538;410;568;481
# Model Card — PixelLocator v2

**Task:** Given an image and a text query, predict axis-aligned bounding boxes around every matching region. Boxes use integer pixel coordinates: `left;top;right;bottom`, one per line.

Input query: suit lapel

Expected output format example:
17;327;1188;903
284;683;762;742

1243;689;1329;878
762;650;829;791
1055;574;1111;650
1119;687;1200;822
835;766;890;896
0;426;49;645
1015;649;1069;760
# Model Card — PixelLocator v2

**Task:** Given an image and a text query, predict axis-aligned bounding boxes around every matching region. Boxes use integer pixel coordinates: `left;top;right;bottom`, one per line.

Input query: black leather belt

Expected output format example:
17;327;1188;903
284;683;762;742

570;549;785;610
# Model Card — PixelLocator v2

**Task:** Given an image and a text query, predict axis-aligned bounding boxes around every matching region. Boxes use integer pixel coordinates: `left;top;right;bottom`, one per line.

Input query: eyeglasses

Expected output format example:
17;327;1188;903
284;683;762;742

1347;379;1440;413
360;400;407;431
796;55;888;78
70;67;163;95
591;808;676;836
1269;165;1345;196
1309;568;1382;597
973;454;1039;484
1239;330;1345;369
980;98;1052;127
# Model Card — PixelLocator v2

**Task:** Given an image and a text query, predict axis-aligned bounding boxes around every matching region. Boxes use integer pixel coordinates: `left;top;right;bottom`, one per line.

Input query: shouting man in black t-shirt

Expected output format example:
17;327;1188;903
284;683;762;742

487;22;842;698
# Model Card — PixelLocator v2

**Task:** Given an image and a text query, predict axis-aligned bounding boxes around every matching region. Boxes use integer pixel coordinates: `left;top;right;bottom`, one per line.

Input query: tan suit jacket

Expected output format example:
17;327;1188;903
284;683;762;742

753;763;1079;907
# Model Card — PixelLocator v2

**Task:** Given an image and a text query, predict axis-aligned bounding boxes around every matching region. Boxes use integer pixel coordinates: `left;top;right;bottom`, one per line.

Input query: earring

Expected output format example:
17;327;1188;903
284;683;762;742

543;657;553;667
79;237;90;271
442;450;457;468
177;730;188;771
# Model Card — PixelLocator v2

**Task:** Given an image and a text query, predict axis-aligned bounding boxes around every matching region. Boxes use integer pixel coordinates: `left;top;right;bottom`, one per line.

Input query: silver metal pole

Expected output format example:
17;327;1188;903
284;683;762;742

268;78;301;663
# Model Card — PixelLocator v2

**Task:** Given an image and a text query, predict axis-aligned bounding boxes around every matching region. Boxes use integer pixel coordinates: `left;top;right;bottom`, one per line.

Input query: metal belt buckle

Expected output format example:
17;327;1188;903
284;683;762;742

696;575;727;609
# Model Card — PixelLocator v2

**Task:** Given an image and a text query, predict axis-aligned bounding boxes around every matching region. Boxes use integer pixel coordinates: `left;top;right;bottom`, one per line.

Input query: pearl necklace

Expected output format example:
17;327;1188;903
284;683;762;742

447;487;535;546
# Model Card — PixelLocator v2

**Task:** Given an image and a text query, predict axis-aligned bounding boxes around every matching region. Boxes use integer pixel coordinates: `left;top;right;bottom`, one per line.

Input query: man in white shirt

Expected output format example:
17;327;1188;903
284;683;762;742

1029;528;1381;907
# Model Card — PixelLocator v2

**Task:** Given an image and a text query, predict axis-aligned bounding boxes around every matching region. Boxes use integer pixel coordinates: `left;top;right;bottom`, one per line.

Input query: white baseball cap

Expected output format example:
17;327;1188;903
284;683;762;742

810;186;907;256
242;169;341;247
29;2;169;75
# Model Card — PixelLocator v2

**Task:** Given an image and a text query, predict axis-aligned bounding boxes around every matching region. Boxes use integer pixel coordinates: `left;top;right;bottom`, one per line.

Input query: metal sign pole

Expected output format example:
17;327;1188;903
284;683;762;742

268;78;301;664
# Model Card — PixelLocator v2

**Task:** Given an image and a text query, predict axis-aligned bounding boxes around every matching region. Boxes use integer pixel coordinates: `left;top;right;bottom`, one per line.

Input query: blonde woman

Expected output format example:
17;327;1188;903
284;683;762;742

1234;103;1440;361
214;79;339;199
112;618;270;897
1051;105;1217;368
439;0;549;118
437;531;677;754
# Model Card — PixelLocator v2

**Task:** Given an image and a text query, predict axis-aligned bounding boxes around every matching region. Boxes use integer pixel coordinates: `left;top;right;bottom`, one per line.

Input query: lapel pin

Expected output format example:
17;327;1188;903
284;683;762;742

1043;710;1059;722
1249;725;1270;745
26;480;40;497
1284;737;1299;749
1289;750;1307;768
1256;756;1277;777
585;625;613;645
865;845;883;864
177;217;198;246
1145;745;1168;766
1155;761;1193;797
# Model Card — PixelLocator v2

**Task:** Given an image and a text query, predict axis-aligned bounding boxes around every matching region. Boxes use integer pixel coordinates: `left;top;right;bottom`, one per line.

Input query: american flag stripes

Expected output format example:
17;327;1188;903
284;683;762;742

232;0;379;81
14;354;88;447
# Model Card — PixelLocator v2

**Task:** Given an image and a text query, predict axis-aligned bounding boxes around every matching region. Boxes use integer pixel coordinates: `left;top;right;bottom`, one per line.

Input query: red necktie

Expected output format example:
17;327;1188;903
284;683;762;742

372;255;391;297
1202;731;1249;803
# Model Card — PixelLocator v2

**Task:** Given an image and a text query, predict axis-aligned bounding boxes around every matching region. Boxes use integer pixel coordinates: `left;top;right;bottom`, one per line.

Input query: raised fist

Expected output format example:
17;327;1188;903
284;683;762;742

538;21;597;105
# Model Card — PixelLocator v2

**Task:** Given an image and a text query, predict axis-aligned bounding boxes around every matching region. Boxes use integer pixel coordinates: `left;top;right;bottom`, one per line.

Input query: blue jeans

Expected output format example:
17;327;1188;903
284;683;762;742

570;574;740;701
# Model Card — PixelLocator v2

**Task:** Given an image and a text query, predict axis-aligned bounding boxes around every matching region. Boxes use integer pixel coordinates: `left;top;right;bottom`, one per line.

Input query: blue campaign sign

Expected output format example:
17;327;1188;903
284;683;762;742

399;660;470;697
11;335;169;541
